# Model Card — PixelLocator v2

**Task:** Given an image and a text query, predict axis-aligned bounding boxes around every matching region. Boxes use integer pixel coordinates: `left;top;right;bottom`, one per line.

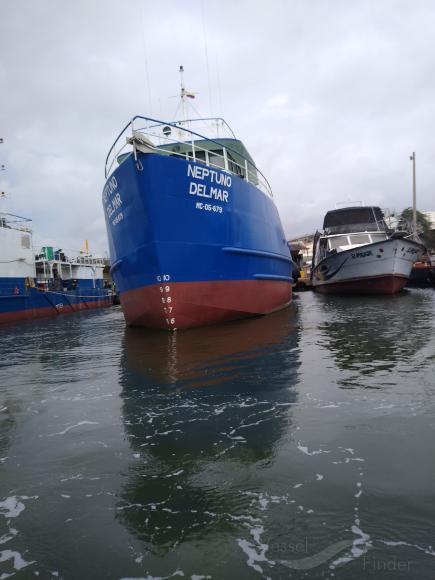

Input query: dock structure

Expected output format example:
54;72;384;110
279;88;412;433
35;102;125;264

294;270;313;291
288;234;314;291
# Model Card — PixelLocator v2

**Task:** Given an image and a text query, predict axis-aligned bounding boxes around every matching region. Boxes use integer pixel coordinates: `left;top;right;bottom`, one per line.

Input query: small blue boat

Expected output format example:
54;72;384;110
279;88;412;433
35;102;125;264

0;212;113;325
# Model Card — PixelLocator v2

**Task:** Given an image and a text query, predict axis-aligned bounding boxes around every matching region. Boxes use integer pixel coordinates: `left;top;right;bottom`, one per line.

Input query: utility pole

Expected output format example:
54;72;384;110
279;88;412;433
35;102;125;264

0;137;6;199
410;152;417;238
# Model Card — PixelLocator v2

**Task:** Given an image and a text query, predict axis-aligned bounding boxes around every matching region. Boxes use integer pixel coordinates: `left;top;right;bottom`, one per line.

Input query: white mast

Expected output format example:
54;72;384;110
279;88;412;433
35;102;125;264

176;65;197;124
179;65;187;121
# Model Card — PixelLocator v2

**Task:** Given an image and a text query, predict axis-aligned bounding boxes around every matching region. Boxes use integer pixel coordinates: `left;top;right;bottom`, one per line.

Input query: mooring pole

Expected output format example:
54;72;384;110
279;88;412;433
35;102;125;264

410;152;417;238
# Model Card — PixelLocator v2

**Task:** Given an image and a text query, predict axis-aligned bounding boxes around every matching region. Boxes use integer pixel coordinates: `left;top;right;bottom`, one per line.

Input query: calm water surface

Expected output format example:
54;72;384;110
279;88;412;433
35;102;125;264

1;289;434;579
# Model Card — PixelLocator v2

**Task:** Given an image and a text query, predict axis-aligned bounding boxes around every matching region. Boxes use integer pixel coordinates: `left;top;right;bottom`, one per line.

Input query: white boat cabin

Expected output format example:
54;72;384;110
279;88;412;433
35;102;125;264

326;231;388;253
314;206;390;264
35;248;106;290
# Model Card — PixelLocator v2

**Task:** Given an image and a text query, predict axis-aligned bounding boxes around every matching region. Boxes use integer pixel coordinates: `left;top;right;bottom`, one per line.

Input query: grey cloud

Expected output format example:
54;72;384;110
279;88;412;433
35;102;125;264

1;0;434;251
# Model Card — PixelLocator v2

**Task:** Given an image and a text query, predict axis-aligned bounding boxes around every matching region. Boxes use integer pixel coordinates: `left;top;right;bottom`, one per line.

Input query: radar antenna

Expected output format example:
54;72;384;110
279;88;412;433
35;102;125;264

171;66;198;122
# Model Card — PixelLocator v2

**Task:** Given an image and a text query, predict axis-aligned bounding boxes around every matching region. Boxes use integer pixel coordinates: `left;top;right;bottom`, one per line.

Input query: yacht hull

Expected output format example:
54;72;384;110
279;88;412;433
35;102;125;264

312;238;424;295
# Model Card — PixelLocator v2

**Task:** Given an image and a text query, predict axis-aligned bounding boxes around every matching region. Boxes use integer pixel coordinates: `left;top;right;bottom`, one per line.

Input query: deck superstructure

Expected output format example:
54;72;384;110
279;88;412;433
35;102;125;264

0;212;112;325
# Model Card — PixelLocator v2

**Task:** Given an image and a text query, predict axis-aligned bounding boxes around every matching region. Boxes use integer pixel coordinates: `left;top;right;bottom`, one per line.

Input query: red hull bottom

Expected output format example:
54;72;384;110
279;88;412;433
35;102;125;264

121;280;292;330
0;298;112;326
314;274;408;295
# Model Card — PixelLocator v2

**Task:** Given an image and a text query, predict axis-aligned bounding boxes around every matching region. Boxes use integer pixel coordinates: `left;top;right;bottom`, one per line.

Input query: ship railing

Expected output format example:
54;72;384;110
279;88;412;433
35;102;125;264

35;255;105;267
105;116;273;198
69;256;105;266
134;127;262;190
0;212;32;233
146;117;238;140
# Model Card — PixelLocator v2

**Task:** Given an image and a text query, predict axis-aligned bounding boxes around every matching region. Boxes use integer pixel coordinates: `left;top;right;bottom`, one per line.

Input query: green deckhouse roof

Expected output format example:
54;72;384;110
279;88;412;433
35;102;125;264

157;138;258;185
117;137;260;188
158;138;255;165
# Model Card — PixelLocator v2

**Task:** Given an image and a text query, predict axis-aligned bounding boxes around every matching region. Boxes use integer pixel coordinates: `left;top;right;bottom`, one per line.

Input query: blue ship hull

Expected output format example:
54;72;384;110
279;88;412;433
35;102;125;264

0;277;112;325
104;150;293;329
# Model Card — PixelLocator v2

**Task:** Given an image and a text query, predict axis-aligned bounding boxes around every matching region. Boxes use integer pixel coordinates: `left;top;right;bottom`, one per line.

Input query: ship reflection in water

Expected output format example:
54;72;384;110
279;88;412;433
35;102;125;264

121;306;300;391
118;308;301;556
316;290;432;388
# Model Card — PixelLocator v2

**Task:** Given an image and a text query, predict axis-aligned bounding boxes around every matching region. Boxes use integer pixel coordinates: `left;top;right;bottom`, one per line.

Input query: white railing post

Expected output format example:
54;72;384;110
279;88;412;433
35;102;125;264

223;148;229;171
131;118;137;162
244;159;249;182
191;139;196;162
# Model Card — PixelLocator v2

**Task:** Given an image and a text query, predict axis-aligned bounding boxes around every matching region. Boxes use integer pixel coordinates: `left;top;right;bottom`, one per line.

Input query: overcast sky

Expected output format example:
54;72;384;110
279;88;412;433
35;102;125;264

1;0;435;254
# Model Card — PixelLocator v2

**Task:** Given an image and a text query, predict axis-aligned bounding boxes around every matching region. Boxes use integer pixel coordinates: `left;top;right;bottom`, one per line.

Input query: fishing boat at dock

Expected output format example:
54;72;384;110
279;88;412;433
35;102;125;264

102;75;293;330
311;205;425;294
0;212;113;325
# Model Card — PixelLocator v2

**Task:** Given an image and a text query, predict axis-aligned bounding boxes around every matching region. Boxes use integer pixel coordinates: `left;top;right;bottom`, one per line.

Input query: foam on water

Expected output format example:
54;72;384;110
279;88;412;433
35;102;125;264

0;496;38;519
297;443;331;456
237;524;275;574
0;530;17;546
120;571;184;580
0;550;35;573
45;421;99;437
379;539;435;557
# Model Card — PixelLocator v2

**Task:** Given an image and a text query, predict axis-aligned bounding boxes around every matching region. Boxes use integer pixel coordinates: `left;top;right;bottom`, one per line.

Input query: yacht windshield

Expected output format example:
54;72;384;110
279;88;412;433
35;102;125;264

328;236;349;250
349;234;371;245
370;233;388;243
